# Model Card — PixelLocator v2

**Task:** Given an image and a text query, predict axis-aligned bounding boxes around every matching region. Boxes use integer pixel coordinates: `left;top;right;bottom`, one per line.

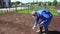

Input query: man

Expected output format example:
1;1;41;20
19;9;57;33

32;9;53;34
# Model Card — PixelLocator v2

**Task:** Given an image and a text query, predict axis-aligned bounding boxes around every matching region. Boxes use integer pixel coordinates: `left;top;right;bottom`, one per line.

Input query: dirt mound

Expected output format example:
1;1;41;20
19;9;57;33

0;13;60;34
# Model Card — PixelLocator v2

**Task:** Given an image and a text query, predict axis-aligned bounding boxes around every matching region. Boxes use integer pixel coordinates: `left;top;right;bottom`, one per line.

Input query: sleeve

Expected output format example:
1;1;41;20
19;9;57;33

40;19;47;24
40;20;44;24
34;16;39;27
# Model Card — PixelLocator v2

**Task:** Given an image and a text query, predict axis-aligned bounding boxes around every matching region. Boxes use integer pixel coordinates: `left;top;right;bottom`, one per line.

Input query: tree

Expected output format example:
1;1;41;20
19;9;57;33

53;0;57;6
48;2;51;6
44;2;46;6
39;2;42;6
16;1;20;5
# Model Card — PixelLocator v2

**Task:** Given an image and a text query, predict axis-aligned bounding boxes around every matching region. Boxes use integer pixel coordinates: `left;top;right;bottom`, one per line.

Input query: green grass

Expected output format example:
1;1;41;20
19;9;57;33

0;11;6;14
14;9;59;16
0;9;58;16
14;9;33;14
49;9;59;16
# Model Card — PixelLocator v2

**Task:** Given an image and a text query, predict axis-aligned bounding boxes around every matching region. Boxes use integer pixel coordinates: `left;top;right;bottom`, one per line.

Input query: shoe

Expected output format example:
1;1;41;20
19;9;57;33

36;29;45;33
45;30;48;34
36;30;40;32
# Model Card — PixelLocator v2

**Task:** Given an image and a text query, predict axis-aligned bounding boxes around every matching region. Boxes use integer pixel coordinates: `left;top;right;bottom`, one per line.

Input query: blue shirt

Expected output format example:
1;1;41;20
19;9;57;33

34;9;53;26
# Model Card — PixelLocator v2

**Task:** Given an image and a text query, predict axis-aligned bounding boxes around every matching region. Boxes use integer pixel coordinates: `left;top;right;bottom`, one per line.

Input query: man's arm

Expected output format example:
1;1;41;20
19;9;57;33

32;16;39;30
33;16;39;27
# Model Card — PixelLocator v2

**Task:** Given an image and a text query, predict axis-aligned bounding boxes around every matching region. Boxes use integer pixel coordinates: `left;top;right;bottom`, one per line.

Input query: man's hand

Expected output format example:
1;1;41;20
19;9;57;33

32;26;36;30
40;21;44;25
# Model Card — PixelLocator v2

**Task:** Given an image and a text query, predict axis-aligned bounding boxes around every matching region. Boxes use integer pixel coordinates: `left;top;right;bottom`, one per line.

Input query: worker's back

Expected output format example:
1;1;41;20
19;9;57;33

37;9;53;19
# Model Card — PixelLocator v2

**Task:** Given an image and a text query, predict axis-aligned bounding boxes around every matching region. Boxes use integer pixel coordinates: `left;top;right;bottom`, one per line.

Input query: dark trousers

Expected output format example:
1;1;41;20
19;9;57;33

39;24;43;34
39;24;48;34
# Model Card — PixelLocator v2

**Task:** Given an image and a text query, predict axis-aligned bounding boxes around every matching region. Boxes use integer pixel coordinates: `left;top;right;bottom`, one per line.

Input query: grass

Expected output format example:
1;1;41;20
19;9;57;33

14;9;59;16
49;9;59;16
0;9;58;16
0;11;6;14
14;9;33;14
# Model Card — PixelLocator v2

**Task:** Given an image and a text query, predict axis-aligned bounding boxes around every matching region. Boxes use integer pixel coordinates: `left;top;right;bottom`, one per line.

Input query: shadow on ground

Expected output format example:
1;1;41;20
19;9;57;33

48;31;60;34
38;31;60;34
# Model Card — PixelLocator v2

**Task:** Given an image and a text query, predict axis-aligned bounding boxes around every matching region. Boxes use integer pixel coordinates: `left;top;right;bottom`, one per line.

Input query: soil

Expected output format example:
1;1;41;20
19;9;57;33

0;13;60;34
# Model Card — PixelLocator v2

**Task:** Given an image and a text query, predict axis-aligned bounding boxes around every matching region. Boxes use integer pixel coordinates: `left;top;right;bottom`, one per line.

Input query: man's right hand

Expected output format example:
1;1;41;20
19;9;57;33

32;26;36;30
